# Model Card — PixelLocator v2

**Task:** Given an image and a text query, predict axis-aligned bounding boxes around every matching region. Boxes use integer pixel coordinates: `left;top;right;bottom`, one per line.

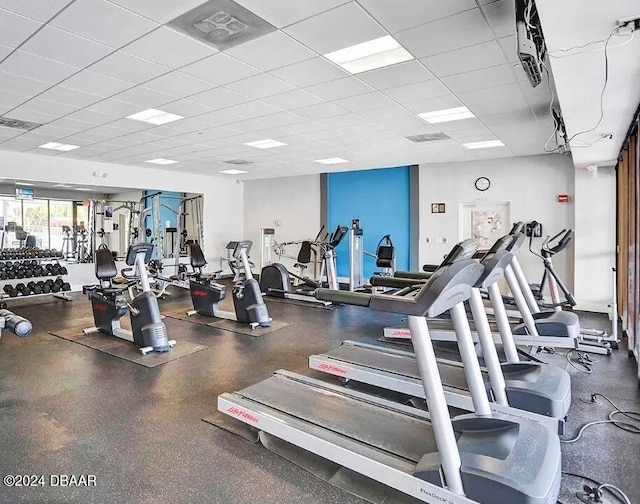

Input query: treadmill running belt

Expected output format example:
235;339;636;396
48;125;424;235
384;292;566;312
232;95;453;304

239;374;438;463
326;344;481;393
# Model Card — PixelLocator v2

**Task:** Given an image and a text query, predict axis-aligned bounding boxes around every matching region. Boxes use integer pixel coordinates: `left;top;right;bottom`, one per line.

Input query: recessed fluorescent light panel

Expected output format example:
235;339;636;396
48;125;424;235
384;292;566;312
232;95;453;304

145;158;179;165
74;187;93;191
126;109;184;125
463;140;505;149
16;182;35;186
419;107;475;124
244;139;287;149
219;169;247;175
315;158;348;165
38;142;80;151
324;35;413;74
52;183;72;188
168;0;276;50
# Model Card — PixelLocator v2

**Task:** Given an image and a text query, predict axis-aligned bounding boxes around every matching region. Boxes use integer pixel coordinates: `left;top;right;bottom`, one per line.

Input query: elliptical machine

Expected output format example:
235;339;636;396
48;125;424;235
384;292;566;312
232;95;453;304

259;225;349;303
188;241;271;329
83;243;175;355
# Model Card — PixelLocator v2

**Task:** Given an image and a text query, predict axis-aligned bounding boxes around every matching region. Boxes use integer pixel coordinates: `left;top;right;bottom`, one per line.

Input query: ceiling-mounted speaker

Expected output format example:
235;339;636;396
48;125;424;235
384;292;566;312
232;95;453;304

168;0;276;50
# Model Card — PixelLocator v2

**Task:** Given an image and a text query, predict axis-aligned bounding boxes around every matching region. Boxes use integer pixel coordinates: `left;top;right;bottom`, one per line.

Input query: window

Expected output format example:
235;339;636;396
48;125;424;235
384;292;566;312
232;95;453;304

0;196;23;248
49;200;73;251
23;199;50;249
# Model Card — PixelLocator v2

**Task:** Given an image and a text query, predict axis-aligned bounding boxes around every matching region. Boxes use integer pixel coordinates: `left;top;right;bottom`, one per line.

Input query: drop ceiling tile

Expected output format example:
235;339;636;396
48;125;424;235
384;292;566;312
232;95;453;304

456;82;524;105
0;126;23;139
89;51;169;84
226;74;296;99
225;30;315;71
0;90;31;108
20;26;114;68
181;53;260;85
0;71;51;96
467;96;530;115
357;0;476;33
282;121;327;134
480;0;515;38
395;9;494;59
0;8;41;48
375;115;438;135
315;113;369;128
0;42;11;60
123;26;217;68
358;60;433;90
62;131;112;143
233;0;350;28
294;102;347;120
357;106;413;122
383;80;451;103
403;95;465;114
106;0;213;24
261;89;325;110
431;117;485;133
421;41;508;78
220;118;270;134
50;0;158;46
306;77;372;101
46;117;97;132
12;98;79;118
112;87;176;109
38;85;104;108
284;2;386;54
334;92;395;112
189;87;253;109
159;99;214;118
497;35;518;63
189;109;243;126
270;57;348;88
0;0;74;21
257;111;306;127
441;64;517;94
479;109;536;126
221;101;283;119
143;72;213;98
6;108;58;124
0;50;80;83
87;98;146;117
62;70;132;97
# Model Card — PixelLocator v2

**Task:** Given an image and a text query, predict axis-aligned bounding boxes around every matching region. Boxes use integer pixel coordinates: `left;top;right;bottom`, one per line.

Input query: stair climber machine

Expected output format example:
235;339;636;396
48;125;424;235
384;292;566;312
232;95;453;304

187;241;271;329
0;308;33;340
83;243;175;355
310;246;571;435
259;225;348;305
219;259;561;504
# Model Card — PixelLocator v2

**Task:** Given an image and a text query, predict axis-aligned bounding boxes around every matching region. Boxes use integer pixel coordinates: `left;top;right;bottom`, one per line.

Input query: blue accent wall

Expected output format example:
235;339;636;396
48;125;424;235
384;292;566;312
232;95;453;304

327;167;410;278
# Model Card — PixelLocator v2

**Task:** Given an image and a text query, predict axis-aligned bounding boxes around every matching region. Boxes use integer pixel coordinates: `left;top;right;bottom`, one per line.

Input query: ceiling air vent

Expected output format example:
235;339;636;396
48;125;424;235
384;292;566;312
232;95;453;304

224;159;253;165
0;117;42;131
405;133;450;143
168;0;276;51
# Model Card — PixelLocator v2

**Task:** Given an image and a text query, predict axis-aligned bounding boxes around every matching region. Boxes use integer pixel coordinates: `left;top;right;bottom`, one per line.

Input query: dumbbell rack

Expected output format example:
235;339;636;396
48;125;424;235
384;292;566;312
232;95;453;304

0;254;72;303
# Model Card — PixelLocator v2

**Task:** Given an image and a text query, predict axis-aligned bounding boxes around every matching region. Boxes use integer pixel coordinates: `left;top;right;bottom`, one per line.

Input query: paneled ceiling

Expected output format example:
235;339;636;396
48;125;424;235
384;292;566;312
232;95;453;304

0;0;634;179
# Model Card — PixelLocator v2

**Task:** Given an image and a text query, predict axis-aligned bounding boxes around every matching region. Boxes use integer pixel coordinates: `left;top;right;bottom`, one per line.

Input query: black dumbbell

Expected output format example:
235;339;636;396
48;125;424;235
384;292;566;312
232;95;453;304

61;282;71;292
15;283;28;296
59;266;68;275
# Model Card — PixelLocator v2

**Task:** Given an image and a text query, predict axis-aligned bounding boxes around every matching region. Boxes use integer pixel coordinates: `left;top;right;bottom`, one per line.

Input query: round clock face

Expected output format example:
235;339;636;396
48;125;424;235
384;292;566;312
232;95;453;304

475;177;490;191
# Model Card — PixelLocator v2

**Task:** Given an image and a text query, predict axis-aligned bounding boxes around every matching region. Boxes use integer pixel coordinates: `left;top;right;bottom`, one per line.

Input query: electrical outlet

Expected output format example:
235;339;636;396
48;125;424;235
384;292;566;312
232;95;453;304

274;219;281;227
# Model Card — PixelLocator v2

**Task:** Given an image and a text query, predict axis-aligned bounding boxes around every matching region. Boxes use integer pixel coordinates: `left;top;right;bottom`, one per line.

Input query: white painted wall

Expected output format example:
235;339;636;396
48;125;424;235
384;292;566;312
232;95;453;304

574;166;616;312
419;154;576;292
0;151;243;267
243;175;321;272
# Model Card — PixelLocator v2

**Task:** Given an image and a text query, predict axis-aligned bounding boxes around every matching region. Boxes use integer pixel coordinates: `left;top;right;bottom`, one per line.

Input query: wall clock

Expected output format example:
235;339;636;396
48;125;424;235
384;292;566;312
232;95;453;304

474;177;490;191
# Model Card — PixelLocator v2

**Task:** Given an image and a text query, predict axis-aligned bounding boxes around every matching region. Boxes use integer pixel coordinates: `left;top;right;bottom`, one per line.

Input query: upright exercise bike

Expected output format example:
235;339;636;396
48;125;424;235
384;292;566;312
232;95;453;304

188;241;271;329
83;243;175;355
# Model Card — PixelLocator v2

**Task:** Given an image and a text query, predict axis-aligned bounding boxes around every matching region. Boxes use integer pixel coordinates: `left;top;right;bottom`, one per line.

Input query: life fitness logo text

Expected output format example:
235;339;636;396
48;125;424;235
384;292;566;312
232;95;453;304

318;363;347;375
94;303;108;312
227;406;260;424
391;330;411;337
193;290;208;297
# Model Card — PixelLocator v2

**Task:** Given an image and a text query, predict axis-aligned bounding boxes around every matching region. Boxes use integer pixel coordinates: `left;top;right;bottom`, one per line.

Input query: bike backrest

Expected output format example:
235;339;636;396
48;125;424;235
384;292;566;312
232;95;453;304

95;244;117;280
297;241;313;263
376;235;394;268
190;243;207;268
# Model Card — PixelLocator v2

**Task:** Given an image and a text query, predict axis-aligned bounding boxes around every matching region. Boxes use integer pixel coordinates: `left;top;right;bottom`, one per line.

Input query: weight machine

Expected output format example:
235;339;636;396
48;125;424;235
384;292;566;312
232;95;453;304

348;218;396;291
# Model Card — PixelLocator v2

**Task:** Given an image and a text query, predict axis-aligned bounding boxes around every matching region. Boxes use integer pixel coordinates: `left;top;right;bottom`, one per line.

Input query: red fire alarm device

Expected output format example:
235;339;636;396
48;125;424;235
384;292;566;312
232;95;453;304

557;194;569;203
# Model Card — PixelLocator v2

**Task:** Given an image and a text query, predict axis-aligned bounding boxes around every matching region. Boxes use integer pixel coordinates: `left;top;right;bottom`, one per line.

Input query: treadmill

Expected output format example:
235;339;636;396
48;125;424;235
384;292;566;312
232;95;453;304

311;246;570;434
219;260;561;504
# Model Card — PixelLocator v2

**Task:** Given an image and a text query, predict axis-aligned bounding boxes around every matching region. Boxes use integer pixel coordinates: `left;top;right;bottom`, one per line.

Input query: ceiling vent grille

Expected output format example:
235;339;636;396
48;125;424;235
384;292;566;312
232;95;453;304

168;0;276;51
0;117;42;131
405;133;450;143
224;159;253;165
